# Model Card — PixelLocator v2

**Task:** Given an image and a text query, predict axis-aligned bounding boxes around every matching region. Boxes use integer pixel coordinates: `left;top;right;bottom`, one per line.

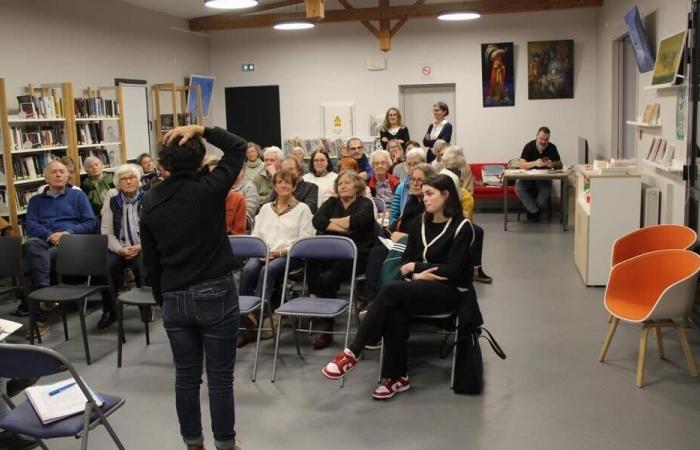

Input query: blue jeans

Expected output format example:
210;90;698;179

515;179;552;214
162;274;239;449
239;256;300;300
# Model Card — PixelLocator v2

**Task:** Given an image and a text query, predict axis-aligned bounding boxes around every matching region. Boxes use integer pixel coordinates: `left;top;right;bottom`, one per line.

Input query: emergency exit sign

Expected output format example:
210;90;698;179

242;63;255;72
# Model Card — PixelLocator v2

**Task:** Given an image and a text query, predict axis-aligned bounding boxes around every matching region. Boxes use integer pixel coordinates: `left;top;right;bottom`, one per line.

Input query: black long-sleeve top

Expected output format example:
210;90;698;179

380;126;411;149
140;127;246;304
402;214;474;289
312;195;376;256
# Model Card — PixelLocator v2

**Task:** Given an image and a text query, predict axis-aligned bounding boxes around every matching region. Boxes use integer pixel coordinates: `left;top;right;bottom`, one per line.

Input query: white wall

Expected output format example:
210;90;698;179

208;9;599;166
0;0;210;151
596;0;689;224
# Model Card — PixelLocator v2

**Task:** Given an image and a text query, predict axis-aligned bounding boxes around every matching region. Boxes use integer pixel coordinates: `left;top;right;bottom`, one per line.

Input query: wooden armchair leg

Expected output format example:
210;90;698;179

598;317;619;362
676;324;698;377
653;326;664;360
636;325;649;388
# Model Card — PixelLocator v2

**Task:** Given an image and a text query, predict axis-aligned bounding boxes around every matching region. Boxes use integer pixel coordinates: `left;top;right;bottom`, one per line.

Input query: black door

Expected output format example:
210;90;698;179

686;1;700;323
224;85;281;148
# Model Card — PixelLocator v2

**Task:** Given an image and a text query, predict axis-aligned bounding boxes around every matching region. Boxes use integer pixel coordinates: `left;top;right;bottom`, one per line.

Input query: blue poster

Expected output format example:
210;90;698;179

624;7;655;73
187;75;215;119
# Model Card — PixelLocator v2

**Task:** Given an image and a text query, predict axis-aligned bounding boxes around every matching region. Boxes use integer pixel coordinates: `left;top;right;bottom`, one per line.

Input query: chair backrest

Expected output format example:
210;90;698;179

372;197;386;213
56;234;109;277
0;236;23;278
0;344;68;379
605;249;700;322
611;224;697;266
289;236;357;260
229;235;268;259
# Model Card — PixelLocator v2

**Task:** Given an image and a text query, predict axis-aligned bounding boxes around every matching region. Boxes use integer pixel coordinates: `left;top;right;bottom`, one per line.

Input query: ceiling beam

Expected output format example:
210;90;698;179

337;0;380;40
190;0;603;31
305;0;325;19
378;0;391;51
241;0;305;15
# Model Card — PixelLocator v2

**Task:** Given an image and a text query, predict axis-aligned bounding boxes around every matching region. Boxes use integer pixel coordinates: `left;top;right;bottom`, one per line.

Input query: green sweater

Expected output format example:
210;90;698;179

82;173;115;216
244;160;264;183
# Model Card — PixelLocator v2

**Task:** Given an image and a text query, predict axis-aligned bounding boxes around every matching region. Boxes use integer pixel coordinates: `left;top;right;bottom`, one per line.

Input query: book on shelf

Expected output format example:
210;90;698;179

9;124;65;150
78;148;115;168
16;94;62;119
160;114;173;131
76;123;105;145
12;153;61;181
74;97;118;118
15;185;39;210
654;139;667;163
662;144;675;164
283;137;346;158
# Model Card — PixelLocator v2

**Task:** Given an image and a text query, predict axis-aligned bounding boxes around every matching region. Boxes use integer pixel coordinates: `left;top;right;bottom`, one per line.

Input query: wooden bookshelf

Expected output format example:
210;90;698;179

152;83;203;146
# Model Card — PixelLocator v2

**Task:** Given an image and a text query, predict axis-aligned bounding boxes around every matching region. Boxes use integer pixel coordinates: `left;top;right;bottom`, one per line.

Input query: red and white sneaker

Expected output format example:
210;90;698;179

322;349;358;380
372;377;411;400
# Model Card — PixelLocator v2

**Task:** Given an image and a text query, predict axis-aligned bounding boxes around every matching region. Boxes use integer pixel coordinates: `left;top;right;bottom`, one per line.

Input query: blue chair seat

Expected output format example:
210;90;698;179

239;295;262;314
275;297;349;317
0;393;123;439
29;285;104;302
118;287;155;306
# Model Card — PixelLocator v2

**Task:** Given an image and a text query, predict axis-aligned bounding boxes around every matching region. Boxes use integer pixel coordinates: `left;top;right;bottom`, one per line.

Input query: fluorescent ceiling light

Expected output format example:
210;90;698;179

273;20;315;30
437;11;481;21
204;0;258;9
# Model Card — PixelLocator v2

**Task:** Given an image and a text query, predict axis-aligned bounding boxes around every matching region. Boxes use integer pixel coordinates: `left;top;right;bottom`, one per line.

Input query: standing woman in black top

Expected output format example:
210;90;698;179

423;101;453;164
321;174;474;400
308;170;376;349
140;125;246;450
379;107;410;150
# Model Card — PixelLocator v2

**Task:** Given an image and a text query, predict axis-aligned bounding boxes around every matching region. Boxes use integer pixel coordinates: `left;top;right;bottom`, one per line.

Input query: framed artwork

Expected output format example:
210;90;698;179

321;102;355;137
187;74;215;118
481;42;515;107
369;114;384;136
527;40;574;99
624;6;655;73
651;31;687;86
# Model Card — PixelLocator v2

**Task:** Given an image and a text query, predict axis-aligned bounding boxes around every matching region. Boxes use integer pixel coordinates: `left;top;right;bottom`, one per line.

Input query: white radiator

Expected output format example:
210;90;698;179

642;184;661;226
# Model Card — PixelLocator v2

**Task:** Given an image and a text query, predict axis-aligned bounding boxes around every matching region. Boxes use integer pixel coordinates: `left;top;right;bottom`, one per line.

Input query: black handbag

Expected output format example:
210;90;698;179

443;327;506;395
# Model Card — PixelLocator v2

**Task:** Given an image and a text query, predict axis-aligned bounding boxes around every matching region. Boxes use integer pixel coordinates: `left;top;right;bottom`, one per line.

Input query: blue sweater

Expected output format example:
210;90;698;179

388;179;411;228
25;187;97;240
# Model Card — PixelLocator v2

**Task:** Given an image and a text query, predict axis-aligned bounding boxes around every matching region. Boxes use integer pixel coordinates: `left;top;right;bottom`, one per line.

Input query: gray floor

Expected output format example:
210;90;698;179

2;212;700;450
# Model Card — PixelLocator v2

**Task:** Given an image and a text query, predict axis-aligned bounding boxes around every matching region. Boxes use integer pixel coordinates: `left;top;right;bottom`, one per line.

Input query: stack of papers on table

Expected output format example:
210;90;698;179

25;378;104;425
0;318;22;341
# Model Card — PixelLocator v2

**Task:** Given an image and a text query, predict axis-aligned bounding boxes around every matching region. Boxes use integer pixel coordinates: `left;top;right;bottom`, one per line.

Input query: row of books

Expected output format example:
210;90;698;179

78;148;115;168
74;97;119;118
283;137;348;158
17;94;64;119
9;125;66;150
160;113;198;131
76;123;106;145
641;103;661;125
15;185;38;210
12;153;64;181
644;137;675;164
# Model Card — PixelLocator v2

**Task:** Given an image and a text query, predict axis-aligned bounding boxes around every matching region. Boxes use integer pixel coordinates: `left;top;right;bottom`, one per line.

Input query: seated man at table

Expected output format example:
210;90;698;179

515;126;562;222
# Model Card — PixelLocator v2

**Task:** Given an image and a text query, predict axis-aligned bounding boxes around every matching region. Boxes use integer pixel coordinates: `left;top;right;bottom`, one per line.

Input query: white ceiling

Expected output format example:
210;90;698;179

119;0;430;20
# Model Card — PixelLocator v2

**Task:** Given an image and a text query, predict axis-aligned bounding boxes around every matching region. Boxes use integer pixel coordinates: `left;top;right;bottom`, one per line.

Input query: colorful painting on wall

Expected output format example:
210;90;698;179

481;42;515;107
651;31;687;86
527;40;574;99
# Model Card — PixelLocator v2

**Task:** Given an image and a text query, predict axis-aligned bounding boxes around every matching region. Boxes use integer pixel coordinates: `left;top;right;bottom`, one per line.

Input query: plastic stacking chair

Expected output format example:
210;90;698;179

0;237;42;342
598;249;700;388
27;235;113;365
116;287;157;368
229;235;270;382
0;344;125;450
271;236;358;387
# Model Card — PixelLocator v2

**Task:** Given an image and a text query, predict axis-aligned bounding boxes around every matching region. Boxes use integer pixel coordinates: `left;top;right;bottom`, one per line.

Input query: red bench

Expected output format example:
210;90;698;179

470;162;519;207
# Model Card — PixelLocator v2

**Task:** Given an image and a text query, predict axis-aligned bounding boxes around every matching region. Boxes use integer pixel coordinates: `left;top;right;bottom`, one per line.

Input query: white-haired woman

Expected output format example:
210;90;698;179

291;146;308;174
368;149;400;206
253;146;284;204
100;163;145;329
388;146;427;228
430;139;449;169
82;155;114;217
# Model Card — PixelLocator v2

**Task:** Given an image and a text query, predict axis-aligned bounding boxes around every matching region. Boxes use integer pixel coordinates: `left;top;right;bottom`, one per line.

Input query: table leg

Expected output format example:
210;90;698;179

504;177;508;231
562;178;569;231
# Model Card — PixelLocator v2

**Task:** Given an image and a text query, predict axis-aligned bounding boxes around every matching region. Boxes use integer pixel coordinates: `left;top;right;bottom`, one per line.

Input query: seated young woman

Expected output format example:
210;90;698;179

308;170;376;349
238;169;315;347
321;174;474;400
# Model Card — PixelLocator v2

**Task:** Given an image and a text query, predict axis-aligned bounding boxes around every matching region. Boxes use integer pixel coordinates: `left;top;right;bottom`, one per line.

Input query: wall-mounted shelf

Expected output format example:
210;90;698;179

640;158;683;173
644;83;683;91
626;120;662;128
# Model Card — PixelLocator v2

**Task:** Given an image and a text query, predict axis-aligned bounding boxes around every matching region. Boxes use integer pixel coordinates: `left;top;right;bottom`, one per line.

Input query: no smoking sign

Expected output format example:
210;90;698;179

420;64;433;78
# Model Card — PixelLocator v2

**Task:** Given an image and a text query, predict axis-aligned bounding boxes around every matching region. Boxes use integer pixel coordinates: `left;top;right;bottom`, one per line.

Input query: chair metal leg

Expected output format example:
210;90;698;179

117;303;124;368
340;308;354;389
450;325;459;390
636;325;649;388
293;318;302;357
62;307;69;341
93;406;126;450
676;323;699;377
271;315;285;383
78;301;91;365
251;305;264;382
144;307;151;346
80;404;92;450
598;317;619;362
378;341;384;383
653;326;664;360
28;299;36;345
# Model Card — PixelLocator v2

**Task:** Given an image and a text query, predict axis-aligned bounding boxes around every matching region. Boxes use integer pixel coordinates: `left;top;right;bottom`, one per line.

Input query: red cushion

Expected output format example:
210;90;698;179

470;163;517;201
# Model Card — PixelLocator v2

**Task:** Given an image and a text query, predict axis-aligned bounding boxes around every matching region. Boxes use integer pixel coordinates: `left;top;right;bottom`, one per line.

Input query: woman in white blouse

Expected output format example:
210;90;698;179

303;148;338;206
422;101;452;164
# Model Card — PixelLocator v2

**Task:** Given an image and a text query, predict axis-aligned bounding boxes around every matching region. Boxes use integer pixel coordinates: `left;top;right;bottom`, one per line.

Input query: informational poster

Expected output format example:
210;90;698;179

321;102;355;137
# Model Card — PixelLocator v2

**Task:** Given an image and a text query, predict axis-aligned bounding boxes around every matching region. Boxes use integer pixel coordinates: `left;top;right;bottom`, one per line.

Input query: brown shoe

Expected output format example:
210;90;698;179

25;322;49;340
311;320;334;350
217;446;242;450
186;445;205;450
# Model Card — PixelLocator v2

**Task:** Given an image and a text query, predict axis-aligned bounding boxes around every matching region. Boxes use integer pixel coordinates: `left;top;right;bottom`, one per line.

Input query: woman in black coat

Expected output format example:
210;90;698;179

423;101;453;163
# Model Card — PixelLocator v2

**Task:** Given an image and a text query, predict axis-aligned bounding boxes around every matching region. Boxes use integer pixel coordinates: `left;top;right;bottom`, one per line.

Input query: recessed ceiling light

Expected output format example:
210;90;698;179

204;0;258;9
437;11;481;21
273;20;315;30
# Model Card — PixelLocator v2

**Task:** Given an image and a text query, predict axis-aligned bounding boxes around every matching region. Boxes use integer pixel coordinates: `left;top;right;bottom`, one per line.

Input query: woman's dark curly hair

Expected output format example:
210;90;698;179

158;138;206;173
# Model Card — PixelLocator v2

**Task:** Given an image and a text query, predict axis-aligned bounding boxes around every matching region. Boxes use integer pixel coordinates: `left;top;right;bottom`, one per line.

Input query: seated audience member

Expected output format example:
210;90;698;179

368;149;399;207
137;152;162;190
291;146;308;174
231;167;260;226
81;156;115;217
244;142;265;182
440;150;492;284
22;160;98;335
388;147;427;229
515;126;562;221
269;157;318;213
430;139;449;168
101;164;145;329
238;169;315;347
253;146;283;204
364;163;436;308
337;158;378;217
204;156;247;235
346;138;373;180
309;170;376;349
386;140;406;180
0;377;40;449
322;174;474;399
36;156;81;194
303;148;338;206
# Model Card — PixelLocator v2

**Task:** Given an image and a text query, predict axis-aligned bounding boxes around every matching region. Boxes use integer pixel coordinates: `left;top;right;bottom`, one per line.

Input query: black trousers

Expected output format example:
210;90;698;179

349;280;461;379
307;253;368;298
472;223;484;267
108;253;145;312
364;244;389;305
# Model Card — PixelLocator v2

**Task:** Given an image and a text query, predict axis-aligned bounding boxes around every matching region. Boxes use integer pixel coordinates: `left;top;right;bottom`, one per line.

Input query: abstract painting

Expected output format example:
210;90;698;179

187;74;215;118
527;40;574;99
481;42;515;107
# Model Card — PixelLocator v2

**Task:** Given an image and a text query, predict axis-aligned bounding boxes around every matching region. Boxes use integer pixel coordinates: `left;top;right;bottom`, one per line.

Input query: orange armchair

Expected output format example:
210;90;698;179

598;249;700;387
611;224;697;266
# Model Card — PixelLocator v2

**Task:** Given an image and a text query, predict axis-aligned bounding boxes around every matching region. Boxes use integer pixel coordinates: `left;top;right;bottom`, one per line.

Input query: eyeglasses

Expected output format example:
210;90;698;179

119;175;138;182
410;177;425;184
373;161;389;166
